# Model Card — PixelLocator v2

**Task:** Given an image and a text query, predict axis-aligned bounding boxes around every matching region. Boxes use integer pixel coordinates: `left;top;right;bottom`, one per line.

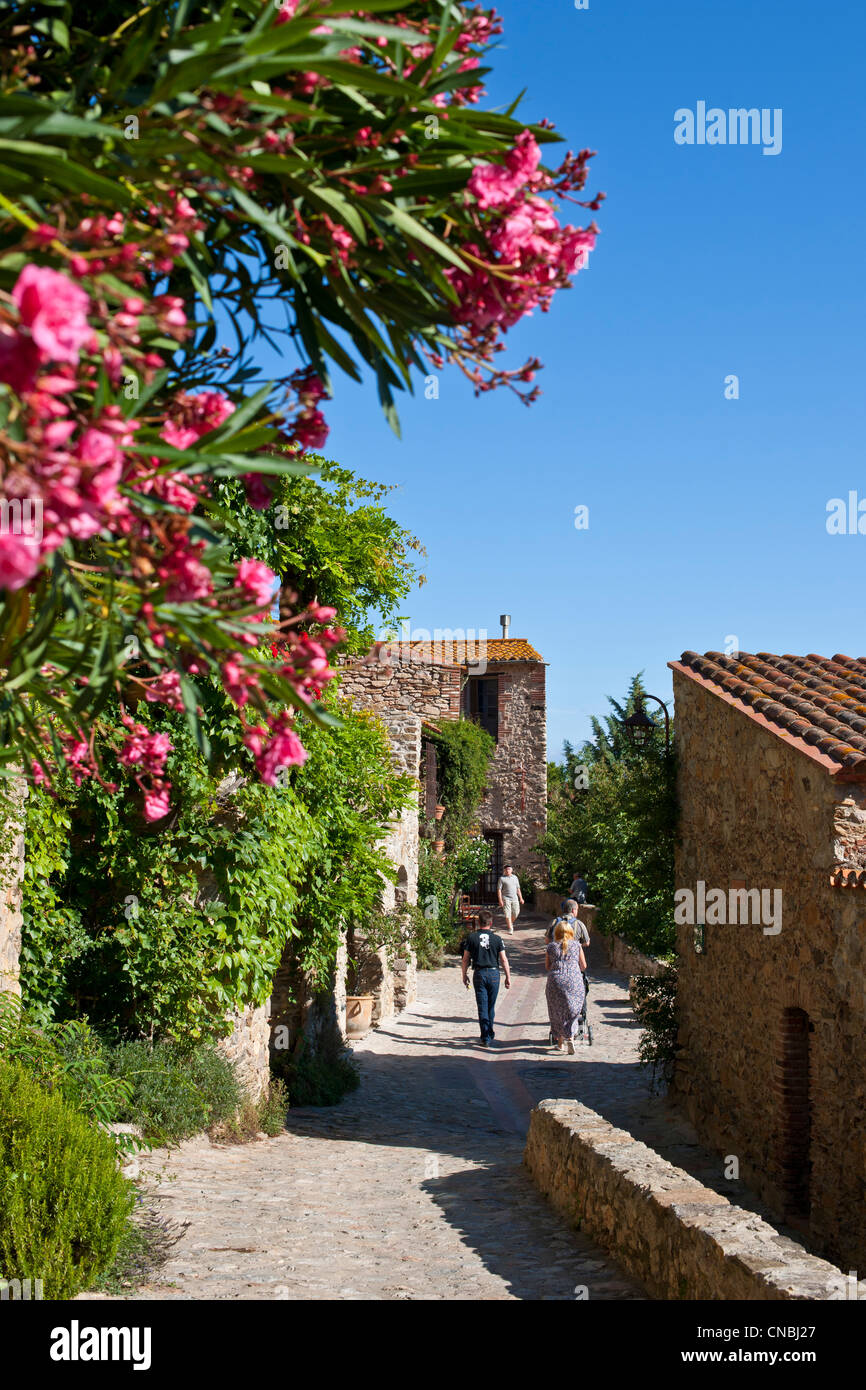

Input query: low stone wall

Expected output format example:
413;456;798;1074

597;934;666;979
524;1100;848;1300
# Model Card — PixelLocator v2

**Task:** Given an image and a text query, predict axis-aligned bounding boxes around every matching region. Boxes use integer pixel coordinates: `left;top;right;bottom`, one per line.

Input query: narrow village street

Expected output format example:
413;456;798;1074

109;914;661;1301
88;913;640;1300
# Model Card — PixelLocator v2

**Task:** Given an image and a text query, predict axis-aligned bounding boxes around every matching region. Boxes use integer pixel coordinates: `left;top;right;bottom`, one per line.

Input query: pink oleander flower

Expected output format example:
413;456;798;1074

0;327;40;394
242;473;273;510
245;714;308;785
118;724;173;776
236;558;278;608
222;656;260;707
143;671;184;711
308;604;338;623
157;538;213;602
468;129;541;209
292;408;329;451
0;530;41;591
161;391;235;450
143;785;172;821
11;265;92;365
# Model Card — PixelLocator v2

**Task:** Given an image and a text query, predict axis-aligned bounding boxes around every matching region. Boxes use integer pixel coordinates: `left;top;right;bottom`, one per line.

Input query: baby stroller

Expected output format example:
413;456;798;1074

547;978;593;1047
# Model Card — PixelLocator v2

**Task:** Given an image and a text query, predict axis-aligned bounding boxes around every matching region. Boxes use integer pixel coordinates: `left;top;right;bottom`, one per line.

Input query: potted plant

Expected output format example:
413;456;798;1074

434;802;446;821
345;933;376;1038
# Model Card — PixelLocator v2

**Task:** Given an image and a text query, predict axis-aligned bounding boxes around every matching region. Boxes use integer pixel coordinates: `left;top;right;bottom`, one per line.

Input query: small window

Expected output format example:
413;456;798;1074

465;676;499;742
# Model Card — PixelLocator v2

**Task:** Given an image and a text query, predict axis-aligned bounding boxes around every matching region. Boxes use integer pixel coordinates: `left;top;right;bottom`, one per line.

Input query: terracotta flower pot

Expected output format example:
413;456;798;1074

434;803;446;821
346;995;375;1038
433;838;445;854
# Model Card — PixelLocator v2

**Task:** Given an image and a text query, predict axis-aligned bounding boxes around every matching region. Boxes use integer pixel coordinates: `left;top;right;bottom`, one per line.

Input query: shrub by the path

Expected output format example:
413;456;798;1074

107;1040;242;1144
274;1049;360;1108
0;1058;134;1299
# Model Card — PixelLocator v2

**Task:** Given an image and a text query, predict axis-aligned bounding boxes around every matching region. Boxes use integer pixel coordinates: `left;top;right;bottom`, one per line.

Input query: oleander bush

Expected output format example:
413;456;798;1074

0;1057;135;1300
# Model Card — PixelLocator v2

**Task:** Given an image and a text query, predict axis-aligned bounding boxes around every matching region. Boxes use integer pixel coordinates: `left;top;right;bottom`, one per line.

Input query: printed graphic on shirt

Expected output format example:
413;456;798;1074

479;933;490;949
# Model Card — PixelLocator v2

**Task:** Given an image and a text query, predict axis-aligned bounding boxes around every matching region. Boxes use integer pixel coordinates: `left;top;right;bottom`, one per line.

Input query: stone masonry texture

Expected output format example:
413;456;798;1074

0;776;26;997
478;660;548;885
524;1101;852;1301
671;667;866;1272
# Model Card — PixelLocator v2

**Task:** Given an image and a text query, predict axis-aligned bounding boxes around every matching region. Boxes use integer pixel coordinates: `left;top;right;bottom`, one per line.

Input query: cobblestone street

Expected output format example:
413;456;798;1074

103;912;661;1301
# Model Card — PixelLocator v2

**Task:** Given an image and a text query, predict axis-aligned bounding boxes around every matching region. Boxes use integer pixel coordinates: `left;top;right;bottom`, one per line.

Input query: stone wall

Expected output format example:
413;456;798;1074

0;777;27;997
338;651;462;724
349;709;421;1026
671;668;866;1272
269;934;347;1064
524;1100;851;1301
598;934;666;979
275;689;424;1050
218;1004;270;1104
479;661;547;884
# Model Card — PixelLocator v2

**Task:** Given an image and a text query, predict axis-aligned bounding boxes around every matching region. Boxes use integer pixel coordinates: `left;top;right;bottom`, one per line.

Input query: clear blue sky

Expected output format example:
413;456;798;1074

265;0;866;758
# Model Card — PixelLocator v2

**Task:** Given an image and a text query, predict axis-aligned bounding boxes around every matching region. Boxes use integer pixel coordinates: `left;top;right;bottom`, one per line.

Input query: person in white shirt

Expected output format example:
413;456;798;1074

496;864;524;934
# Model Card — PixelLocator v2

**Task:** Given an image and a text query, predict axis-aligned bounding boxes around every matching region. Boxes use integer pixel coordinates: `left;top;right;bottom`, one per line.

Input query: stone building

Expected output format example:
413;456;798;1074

268;651;463;1055
670;649;866;1272
410;624;549;895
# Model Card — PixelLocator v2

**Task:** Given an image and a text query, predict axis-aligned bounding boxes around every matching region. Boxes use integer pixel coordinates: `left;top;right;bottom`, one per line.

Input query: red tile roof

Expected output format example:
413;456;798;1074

829;867;866;888
410;637;543;664
670;651;866;780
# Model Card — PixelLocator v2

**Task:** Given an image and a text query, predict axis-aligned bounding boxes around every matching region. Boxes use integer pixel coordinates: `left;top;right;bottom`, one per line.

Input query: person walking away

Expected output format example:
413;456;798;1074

545;921;586;1055
569;870;589;904
497;863;524;934
547;899;591;1007
462;908;511;1047
546;899;589;948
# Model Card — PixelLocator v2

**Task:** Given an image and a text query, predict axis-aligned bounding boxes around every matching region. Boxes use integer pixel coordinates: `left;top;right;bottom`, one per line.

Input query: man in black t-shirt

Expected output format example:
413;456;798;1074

461;908;511;1047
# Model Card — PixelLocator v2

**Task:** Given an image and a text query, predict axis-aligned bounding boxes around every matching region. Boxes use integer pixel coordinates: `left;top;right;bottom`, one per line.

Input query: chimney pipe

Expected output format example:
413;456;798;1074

500;613;511;640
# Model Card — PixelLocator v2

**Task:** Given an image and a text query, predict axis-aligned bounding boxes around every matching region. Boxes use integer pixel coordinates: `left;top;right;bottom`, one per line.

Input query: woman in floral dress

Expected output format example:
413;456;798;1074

545;921;586;1055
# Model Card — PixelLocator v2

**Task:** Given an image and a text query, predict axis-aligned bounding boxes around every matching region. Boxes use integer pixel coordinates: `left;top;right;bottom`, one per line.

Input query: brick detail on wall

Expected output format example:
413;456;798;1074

774;1007;812;1220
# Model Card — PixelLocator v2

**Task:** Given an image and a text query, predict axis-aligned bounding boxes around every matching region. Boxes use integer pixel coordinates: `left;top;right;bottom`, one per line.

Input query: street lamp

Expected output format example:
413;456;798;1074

622;694;671;754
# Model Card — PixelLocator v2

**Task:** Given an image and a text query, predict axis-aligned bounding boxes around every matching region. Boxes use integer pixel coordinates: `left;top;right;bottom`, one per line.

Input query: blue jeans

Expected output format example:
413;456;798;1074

473;968;500;1040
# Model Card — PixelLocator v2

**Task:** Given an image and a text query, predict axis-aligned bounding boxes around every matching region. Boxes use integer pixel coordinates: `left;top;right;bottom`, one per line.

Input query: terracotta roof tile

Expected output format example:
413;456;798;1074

672;650;866;779
410;637;543;664
830;867;866;888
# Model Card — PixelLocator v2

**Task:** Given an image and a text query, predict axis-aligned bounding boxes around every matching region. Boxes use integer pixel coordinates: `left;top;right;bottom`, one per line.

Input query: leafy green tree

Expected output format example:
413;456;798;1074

541;676;676;959
215;460;423;655
20;688;411;1039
